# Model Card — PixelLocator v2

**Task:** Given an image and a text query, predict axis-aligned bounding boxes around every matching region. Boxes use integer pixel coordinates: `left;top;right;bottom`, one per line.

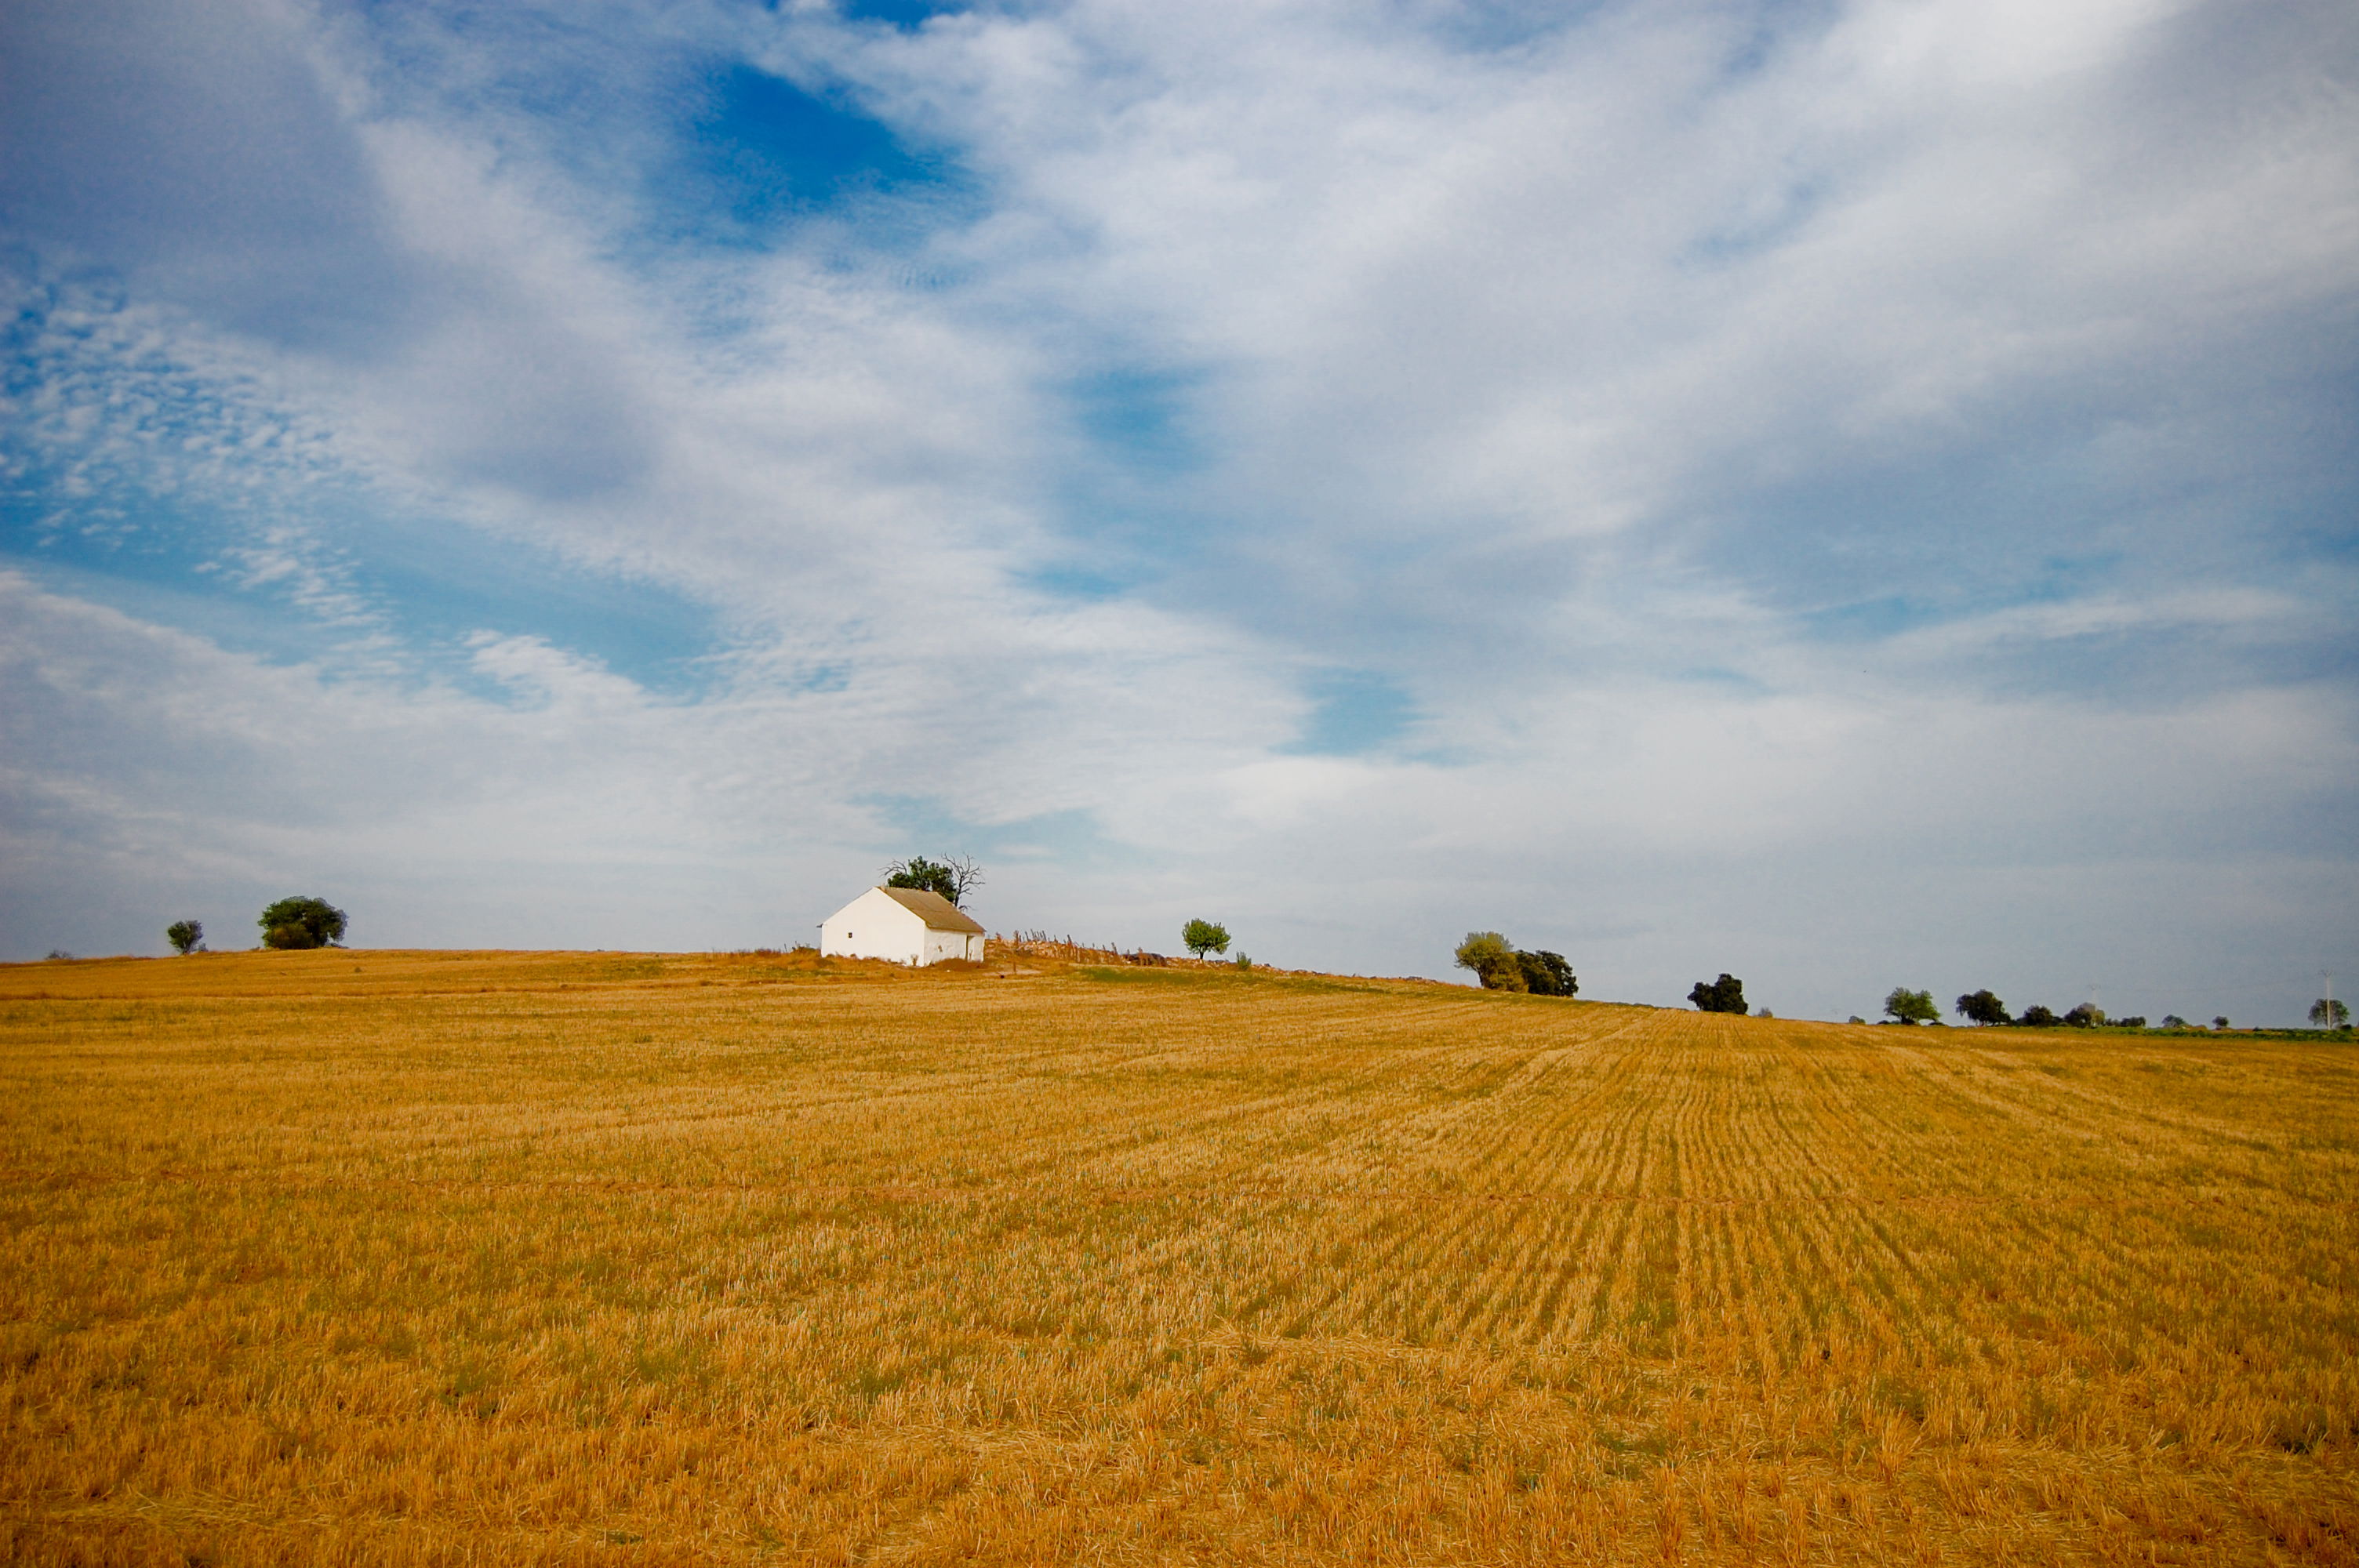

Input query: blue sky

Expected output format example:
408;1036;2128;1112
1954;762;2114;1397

2;0;2354;1022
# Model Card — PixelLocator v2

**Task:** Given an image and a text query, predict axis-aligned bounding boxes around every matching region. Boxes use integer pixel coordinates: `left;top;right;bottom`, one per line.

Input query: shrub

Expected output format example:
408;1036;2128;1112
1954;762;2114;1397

1688;974;1747;1014
1514;949;1577;997
1954;989;2010;1025
1183;920;1231;960
1456;933;1525;991
2062;1004;2104;1029
258;897;346;950
1885;988;1938;1025
2018;1004;2059;1028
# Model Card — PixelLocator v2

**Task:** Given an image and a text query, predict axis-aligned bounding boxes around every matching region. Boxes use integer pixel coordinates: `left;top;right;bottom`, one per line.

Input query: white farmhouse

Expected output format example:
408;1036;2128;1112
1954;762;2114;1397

820;886;986;966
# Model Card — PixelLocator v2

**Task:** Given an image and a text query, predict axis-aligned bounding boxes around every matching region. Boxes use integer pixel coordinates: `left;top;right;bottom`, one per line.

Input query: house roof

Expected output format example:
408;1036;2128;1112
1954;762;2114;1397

875;885;985;935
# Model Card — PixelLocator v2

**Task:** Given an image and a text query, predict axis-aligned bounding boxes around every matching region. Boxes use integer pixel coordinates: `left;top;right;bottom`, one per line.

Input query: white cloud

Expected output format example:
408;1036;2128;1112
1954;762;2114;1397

796;0;2357;596
2;0;2354;1021
8;557;2349;1024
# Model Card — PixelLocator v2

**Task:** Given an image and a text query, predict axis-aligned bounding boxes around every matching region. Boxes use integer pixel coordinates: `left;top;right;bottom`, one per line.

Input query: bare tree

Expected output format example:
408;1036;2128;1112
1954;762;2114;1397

942;855;985;906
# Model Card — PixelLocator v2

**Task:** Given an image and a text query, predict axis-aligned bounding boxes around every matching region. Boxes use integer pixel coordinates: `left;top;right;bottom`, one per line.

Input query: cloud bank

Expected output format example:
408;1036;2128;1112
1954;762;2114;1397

3;0;2354;1022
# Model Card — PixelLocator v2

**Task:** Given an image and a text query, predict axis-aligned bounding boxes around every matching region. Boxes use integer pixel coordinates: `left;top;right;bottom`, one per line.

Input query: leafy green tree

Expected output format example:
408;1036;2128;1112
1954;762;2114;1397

1183;919;1231;960
2160;1014;2188;1029
259;896;346;950
1456;932;1525;992
1954;989;2009;1025
1883;987;1937;1025
165;919;204;956
884;855;983;906
1688;974;1747;1014
2312;998;2351;1028
1516;949;1577;997
2018;1004;2059;1028
2061;1003;2104;1029
2212;1015;2230;1030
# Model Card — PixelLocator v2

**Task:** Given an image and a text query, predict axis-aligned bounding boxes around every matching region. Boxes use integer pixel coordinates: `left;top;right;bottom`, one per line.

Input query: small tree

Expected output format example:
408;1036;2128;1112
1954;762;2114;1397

1884;987;1938;1025
1516;949;1576;997
1456;932;1525;992
1954;989;2010;1026
884;856;983;907
2160;1014;2188;1029
2018;1003;2059;1028
165;919;205;956
2312;998;2351;1028
258;896;346;950
2212;1015;2230;1030
2061;1003;2104;1029
1688;974;1747;1014
1183;919;1231;960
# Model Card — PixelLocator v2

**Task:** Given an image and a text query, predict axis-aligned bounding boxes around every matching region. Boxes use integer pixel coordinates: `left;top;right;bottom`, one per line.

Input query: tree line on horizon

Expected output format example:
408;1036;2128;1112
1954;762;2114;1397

127;879;2357;1036
161;897;347;955
1946;988;2181;1030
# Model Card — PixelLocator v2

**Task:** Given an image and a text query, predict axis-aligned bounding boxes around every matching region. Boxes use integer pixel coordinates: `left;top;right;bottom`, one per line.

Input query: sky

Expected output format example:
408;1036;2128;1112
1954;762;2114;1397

2;0;2354;1023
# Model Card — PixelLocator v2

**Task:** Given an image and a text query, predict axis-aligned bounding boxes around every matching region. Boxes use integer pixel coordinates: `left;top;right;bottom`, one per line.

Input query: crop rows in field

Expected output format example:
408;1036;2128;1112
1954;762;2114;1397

1;950;2354;1564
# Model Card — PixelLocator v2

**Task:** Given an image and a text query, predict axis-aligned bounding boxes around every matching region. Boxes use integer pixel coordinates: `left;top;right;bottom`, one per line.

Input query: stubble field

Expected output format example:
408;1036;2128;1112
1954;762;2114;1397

0;948;2353;1566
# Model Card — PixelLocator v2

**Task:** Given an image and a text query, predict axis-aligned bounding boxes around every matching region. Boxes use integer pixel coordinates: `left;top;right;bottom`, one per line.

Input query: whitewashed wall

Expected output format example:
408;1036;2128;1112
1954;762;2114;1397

921;928;983;964
820;888;927;964
820;888;982;966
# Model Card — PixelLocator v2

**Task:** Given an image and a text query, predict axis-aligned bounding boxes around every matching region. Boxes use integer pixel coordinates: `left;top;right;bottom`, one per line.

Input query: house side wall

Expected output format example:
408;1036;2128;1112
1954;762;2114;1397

920;927;983;965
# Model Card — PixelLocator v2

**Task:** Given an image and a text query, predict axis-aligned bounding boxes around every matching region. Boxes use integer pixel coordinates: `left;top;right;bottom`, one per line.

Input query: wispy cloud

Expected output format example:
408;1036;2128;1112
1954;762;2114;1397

1;0;2353;1021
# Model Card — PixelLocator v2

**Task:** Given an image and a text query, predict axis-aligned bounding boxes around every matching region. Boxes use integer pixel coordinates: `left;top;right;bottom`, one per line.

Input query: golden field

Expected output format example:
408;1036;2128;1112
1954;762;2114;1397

0;948;2353;1566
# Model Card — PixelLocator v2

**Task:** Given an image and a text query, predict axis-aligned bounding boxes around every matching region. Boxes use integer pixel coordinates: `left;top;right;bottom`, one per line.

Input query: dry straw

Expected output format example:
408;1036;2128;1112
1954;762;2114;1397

1;948;2352;1563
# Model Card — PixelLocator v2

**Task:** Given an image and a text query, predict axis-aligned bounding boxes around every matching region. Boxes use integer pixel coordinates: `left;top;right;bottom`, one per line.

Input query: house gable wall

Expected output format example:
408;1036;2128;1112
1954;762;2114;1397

819;887;983;967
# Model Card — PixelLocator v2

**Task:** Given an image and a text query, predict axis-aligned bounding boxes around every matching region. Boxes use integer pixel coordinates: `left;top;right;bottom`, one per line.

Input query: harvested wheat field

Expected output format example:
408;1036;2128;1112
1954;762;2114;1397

1;949;2354;1566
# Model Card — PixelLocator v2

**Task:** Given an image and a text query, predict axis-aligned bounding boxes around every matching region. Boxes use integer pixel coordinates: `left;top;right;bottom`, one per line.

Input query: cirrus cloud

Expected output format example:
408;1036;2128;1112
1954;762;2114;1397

2;0;2353;1022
